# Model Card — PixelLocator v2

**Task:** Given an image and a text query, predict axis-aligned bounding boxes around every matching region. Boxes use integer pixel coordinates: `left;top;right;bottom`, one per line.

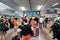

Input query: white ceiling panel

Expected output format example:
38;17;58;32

12;0;30;11
30;0;46;11
45;0;59;7
0;0;60;11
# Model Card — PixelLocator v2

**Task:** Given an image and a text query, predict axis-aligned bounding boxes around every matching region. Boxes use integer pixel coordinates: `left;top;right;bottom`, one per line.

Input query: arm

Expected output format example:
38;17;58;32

17;28;22;32
16;28;22;36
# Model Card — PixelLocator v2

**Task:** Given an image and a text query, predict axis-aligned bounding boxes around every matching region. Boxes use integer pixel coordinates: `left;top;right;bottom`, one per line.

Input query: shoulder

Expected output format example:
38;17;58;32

19;25;23;28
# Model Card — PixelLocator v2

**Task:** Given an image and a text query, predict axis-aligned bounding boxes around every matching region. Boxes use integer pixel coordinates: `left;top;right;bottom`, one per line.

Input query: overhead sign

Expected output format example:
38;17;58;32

26;11;39;15
46;10;57;14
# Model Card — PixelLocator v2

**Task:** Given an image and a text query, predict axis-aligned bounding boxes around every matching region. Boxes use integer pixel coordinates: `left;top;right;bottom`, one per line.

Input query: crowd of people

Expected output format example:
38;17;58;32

0;14;60;40
39;14;60;40
0;16;39;40
15;16;39;40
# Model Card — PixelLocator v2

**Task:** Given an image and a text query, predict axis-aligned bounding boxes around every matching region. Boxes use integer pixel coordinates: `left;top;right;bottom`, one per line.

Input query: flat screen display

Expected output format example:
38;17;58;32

26;11;39;15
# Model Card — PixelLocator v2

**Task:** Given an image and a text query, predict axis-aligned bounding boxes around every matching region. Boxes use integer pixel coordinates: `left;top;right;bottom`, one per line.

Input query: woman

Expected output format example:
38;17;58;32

0;18;9;40
14;18;19;31
30;20;37;37
29;17;38;37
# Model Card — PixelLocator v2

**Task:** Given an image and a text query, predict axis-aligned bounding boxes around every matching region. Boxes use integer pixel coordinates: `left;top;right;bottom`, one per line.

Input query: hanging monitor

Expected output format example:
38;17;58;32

25;11;39;15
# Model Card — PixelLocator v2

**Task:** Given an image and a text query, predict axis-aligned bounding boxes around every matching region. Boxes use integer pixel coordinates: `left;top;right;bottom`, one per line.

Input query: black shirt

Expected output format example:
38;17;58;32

19;24;32;36
45;18;48;23
8;19;14;28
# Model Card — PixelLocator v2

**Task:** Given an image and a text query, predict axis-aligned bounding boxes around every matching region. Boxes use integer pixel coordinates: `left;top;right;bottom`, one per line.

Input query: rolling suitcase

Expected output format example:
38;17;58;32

36;28;39;36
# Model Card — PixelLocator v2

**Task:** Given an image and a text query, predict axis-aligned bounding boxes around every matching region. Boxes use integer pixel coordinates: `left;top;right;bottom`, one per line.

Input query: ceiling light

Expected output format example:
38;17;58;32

20;6;26;11
52;3;59;6
37;5;43;10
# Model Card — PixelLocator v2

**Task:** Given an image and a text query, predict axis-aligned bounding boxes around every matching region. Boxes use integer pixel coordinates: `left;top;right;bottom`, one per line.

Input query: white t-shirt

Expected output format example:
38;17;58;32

39;18;44;23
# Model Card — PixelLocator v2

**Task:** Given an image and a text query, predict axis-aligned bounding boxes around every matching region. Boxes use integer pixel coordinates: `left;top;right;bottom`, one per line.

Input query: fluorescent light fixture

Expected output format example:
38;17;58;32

37;5;43;10
52;3;59;6
0;2;12;10
20;6;26;11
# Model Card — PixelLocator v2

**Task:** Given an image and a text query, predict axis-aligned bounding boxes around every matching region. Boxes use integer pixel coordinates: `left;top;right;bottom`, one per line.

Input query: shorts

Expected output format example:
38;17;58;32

0;31;6;35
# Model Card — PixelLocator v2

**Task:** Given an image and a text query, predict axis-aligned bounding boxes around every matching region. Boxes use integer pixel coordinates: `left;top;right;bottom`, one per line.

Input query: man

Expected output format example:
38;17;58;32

17;19;32;40
43;16;49;28
50;14;60;39
39;16;44;29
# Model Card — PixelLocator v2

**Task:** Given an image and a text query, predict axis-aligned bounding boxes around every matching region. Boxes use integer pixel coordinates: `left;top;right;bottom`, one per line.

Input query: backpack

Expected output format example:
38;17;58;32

12;36;20;40
0;22;9;31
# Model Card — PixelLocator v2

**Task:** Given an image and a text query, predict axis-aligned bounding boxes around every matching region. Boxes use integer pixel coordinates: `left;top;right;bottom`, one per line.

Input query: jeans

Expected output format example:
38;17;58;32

39;23;42;29
44;22;47;28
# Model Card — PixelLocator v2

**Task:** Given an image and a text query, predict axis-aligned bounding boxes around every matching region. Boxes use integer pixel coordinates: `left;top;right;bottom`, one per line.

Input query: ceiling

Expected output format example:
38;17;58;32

0;0;60;11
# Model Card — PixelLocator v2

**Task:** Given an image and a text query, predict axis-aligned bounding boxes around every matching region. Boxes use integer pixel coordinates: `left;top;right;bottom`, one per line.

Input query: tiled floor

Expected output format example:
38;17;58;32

6;29;42;40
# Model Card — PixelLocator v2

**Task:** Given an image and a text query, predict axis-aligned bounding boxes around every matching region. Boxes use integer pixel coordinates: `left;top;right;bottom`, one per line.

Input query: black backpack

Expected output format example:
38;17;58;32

12;36;20;40
0;22;9;31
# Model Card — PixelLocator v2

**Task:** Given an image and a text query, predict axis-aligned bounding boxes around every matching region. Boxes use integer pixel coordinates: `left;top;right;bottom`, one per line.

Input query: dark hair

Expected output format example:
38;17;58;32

1;16;5;18
34;17;39;23
29;18;32;23
23;19;27;23
0;19;4;22
14;18;18;20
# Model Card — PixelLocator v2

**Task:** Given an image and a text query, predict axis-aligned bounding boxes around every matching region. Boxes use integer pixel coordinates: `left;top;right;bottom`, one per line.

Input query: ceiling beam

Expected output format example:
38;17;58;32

29;0;32;11
11;0;19;6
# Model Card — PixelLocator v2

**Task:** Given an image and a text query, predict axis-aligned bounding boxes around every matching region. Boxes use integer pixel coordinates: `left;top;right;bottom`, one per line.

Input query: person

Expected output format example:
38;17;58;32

8;16;14;29
14;17;19;31
30;20;37;37
50;14;60;39
29;17;38;37
0;17;9;40
39;16;44;29
50;20;60;40
44;17;48;28
17;19;32;40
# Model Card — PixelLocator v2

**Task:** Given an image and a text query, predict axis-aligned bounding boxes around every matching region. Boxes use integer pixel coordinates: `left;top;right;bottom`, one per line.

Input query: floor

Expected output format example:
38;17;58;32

6;29;45;40
6;21;56;40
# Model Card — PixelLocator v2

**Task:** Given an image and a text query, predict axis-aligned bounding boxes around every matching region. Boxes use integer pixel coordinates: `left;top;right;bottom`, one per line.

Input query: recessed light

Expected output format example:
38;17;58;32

19;6;26;11
37;5;43;10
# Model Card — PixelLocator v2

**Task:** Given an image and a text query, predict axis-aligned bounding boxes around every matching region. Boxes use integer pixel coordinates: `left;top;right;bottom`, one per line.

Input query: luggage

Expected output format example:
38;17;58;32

30;28;39;37
12;36;20;40
36;28;39;36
